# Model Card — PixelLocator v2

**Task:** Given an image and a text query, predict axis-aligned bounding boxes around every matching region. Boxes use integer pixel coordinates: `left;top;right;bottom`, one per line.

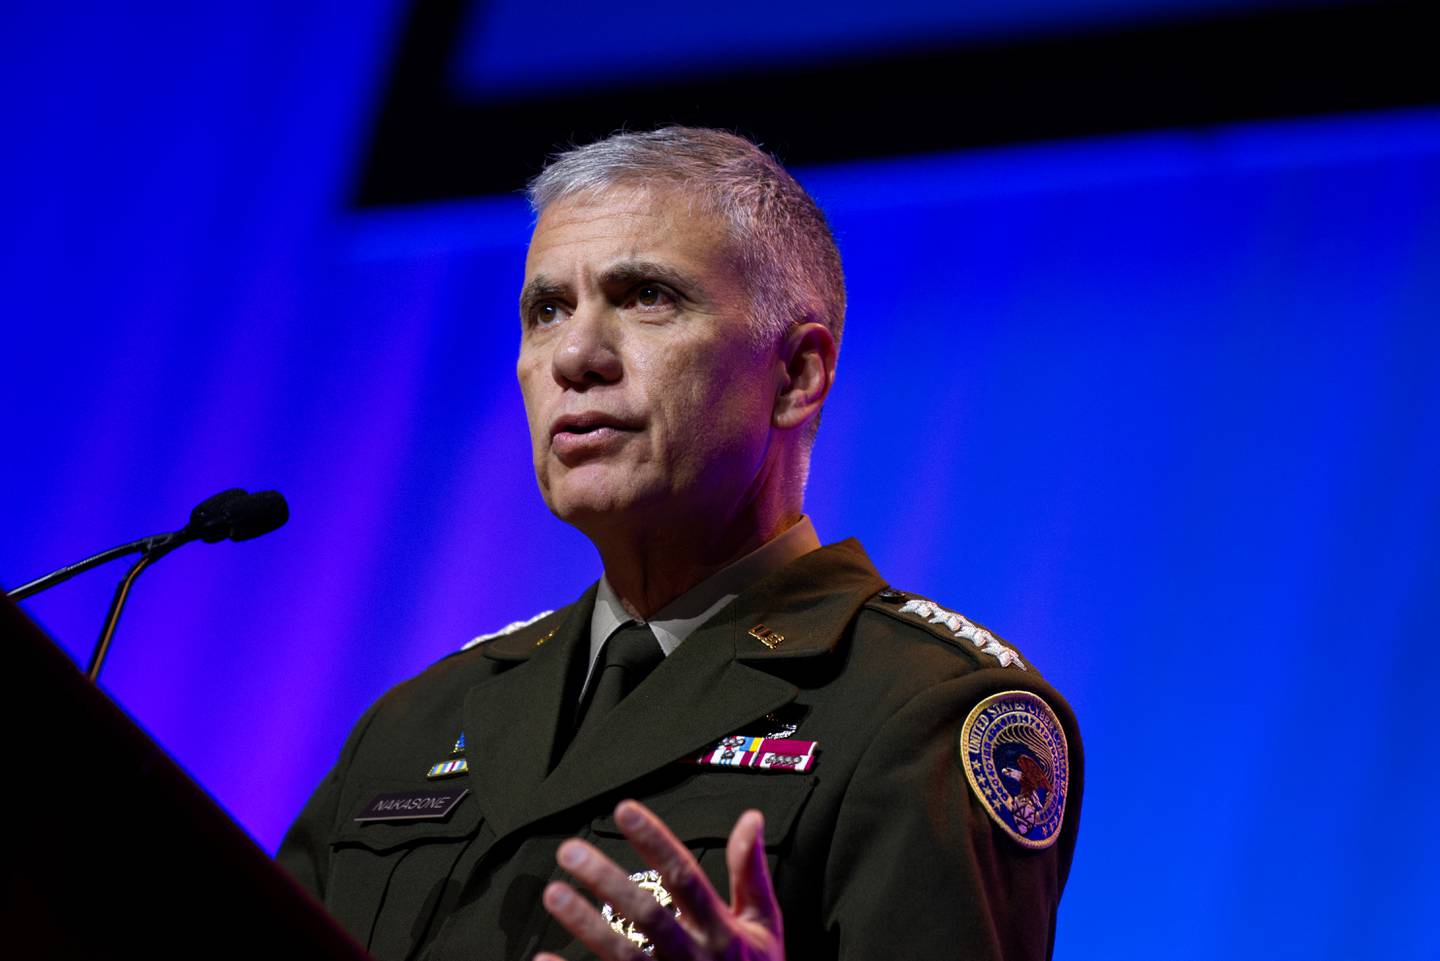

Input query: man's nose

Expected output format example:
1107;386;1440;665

551;300;622;387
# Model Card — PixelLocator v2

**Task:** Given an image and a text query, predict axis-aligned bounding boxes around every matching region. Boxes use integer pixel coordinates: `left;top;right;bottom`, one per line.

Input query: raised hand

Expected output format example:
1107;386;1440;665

535;799;784;961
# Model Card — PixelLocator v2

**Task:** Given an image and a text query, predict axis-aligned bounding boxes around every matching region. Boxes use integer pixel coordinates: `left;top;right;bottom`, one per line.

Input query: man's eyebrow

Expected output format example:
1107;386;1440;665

598;260;705;299
519;261;708;316
519;277;567;315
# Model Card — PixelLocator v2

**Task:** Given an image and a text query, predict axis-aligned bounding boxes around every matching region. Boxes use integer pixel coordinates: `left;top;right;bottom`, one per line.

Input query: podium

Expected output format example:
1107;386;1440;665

0;594;371;959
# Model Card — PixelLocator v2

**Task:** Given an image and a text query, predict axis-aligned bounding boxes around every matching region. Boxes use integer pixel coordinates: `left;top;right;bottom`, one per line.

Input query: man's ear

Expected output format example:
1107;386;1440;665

773;321;837;431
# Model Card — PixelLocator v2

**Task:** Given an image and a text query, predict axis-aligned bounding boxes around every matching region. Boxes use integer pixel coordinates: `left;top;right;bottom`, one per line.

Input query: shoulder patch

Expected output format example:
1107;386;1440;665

960;690;1069;849
460;609;555;651
869;590;1026;670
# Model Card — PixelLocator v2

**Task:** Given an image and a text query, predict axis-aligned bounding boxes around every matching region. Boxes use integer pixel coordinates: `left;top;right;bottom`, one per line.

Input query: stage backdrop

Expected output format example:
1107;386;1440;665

3;6;1439;960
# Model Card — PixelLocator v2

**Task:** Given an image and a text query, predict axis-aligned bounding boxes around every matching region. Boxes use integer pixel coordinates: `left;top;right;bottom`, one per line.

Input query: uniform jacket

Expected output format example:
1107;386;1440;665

278;539;1084;960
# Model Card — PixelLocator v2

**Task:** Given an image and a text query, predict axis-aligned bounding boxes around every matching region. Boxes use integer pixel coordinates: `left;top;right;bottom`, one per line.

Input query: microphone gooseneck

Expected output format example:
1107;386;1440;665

6;488;290;681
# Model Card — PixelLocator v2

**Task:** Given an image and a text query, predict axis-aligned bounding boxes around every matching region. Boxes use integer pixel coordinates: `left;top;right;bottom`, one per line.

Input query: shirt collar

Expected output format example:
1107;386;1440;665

588;515;821;667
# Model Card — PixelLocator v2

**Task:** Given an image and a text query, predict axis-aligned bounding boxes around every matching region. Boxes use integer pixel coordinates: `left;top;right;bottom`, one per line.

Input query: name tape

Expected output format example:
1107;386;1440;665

354;788;469;823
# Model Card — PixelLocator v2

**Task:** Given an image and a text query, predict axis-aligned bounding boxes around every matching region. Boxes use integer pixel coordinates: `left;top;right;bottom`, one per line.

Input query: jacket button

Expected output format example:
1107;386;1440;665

876;589;906;603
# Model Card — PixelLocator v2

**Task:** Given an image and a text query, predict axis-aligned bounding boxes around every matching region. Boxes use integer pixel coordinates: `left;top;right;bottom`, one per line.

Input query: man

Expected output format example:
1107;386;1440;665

279;127;1083;961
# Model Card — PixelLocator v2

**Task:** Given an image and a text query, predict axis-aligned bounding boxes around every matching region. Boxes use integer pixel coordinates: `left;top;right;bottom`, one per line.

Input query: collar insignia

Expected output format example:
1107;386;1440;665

748;623;785;649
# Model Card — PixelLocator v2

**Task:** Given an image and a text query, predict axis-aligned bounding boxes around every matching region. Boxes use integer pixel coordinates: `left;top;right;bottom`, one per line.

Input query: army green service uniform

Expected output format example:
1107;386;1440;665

278;540;1084;960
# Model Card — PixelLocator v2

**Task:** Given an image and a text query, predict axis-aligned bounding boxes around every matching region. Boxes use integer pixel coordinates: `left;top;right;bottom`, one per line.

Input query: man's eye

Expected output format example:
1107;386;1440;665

632;285;670;309
532;303;565;326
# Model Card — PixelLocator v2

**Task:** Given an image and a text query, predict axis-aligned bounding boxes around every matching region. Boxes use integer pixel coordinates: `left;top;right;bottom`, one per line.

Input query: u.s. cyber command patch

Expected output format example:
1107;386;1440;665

960;690;1068;849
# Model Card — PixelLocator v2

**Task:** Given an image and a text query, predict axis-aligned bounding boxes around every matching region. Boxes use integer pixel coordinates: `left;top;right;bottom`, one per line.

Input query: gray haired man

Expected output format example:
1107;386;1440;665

279;127;1083;961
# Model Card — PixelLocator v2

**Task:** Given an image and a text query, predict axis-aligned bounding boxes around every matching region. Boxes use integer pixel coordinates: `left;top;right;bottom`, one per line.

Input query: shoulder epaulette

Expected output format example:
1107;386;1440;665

459;609;555;651
864;588;1027;670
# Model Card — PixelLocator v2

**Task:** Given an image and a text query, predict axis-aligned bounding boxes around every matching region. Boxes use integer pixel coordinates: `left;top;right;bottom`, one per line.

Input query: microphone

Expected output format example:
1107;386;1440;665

185;488;288;544
219;490;289;542
184;488;252;543
6;488;289;680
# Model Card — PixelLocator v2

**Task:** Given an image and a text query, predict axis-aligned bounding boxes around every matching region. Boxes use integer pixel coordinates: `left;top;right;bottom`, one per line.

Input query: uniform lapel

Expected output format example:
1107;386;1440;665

520;607;796;831
481;540;888;841
461;587;594;835
725;538;886;664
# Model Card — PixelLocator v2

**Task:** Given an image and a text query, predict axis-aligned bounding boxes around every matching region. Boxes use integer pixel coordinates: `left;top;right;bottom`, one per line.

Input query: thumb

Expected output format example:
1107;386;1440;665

727;810;781;931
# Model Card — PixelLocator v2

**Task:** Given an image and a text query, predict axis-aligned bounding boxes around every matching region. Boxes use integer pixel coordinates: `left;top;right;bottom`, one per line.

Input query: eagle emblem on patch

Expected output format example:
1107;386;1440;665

960;690;1068;849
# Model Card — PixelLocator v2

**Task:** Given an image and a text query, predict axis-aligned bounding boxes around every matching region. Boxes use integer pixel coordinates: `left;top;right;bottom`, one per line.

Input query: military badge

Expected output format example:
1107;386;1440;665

747;623;785;649
426;731;469;779
684;735;818;772
959;691;1068;849
426;758;468;780
898;598;1026;669
761;712;799;739
601;869;680;956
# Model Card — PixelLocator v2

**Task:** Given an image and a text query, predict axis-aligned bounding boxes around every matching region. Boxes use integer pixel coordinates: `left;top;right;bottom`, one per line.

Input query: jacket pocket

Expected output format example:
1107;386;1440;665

588;771;817;909
591;771;817;847
326;777;485;957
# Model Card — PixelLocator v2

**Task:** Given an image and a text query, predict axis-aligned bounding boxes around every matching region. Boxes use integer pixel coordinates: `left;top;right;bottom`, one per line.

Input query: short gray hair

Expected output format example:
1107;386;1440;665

526;127;846;352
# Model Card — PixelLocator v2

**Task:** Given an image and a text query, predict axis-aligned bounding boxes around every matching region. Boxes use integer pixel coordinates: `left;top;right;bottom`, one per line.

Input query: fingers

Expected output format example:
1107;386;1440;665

540;878;648;961
547;801;784;960
549;837;694;960
610;799;731;942
726;810;781;931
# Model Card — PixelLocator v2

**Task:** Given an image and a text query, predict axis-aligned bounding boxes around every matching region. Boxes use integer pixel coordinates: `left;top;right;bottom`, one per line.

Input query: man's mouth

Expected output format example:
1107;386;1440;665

550;413;640;456
550;413;639;438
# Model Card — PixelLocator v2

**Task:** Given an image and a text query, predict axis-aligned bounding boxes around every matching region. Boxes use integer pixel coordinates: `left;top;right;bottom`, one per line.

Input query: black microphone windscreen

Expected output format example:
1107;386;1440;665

189;488;251;543
228;490;288;542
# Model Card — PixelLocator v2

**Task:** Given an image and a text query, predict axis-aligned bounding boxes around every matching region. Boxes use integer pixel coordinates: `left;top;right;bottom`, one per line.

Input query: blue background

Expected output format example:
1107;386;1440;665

4;4;1439;959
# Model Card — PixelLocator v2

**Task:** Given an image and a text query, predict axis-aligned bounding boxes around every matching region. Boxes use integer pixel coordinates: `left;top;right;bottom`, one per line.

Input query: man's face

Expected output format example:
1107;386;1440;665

517;184;780;534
